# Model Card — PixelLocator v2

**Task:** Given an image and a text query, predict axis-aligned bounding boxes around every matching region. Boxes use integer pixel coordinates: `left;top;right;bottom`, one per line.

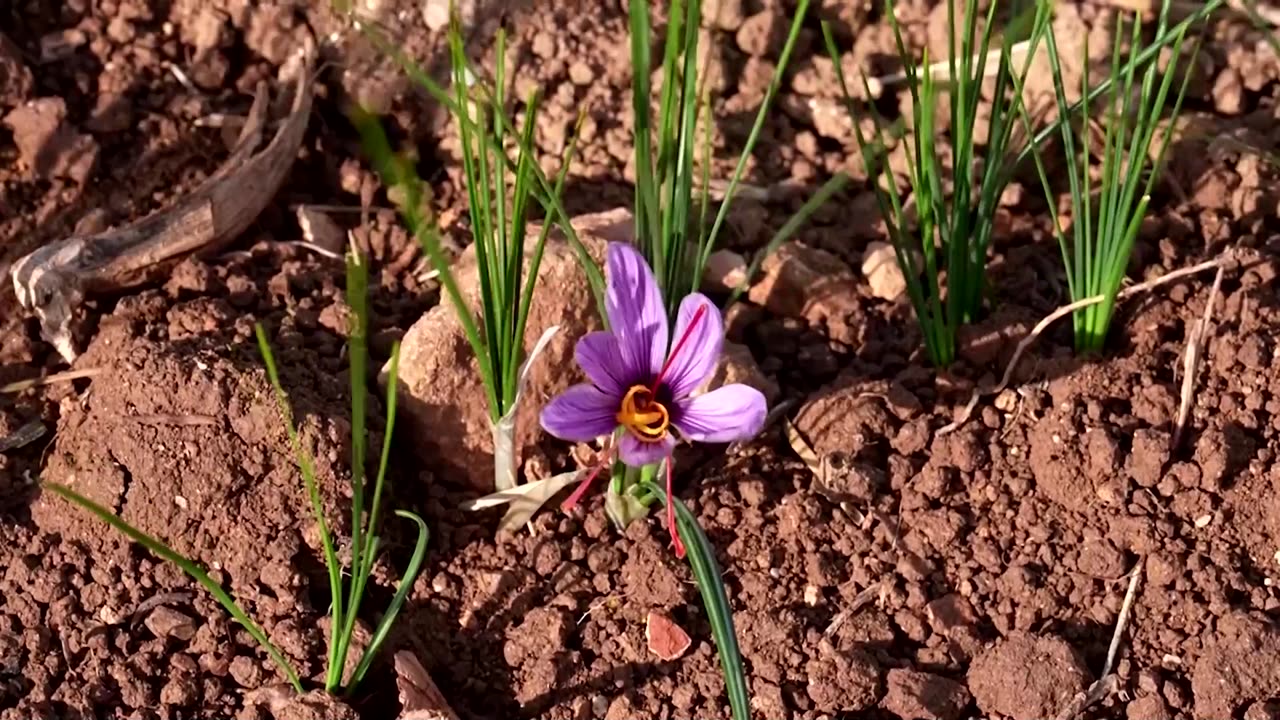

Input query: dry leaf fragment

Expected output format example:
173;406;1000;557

394;650;460;720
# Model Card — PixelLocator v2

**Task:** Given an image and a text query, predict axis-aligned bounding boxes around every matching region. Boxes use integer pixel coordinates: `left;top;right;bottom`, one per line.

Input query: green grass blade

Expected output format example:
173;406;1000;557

728;173;850;306
340;335;403;694
698;0;812;281
628;0;660;264
348;510;430;691
822;21;943;365
255;323;346;686
45;482;303;693
349;19;606;315
640;480;749;720
510;111;583;402
332;250;371;690
349;106;502;416
361;341;401;583
1014;0;1224;166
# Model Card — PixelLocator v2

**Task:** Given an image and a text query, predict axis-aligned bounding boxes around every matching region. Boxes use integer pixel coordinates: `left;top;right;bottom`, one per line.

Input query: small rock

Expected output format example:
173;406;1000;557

247;688;360;720
1127;694;1172;720
1212;68;1244;116
107;16;136;44
646;610;692;661
750;679;791;720
568;60;595;86
1246;700;1280;720
703;249;748;292
183;7;229;51
1077;537;1126;578
159;677;199;706
814;456;883;505
704;0;745;31
504;607;572;666
882;668;970;720
423;0;477;32
387;209;628;490
968;632;1092;720
1128;429;1170;488
806;646;882;712
145;607;197;641
861;241;907;300
604;695;635;720
704;340;780;406
926;594;976;636
736;10;783;57
3;97;98;183
229;656;264;688
748;241;859;324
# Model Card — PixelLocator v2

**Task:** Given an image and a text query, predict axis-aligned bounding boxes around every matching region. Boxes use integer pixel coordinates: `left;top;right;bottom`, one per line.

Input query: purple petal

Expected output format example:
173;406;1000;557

618;433;676;467
540;384;619;442
605;243;667;384
673;384;767;444
659;293;722;399
575;332;629;397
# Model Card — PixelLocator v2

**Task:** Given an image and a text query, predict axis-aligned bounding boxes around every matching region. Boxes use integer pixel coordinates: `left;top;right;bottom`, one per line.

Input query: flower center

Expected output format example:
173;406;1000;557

616;385;670;443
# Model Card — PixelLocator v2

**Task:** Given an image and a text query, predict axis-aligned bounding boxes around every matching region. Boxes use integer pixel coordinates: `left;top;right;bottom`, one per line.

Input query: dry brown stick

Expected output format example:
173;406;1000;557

1172;266;1225;451
1054;563;1143;720
9;37;317;363
939;255;1231;436
1;367;104;393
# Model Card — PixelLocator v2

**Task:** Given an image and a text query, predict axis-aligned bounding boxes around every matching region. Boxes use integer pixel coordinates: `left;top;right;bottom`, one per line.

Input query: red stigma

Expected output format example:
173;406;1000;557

666;454;685;558
651;303;708;395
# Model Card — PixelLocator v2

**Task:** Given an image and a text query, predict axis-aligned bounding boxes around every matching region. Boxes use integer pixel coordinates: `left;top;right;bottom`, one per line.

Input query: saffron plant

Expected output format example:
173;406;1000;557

541;242;767;554
542;242;764;719
1016;0;1195;353
353;23;583;497
46;251;429;697
822;0;1049;366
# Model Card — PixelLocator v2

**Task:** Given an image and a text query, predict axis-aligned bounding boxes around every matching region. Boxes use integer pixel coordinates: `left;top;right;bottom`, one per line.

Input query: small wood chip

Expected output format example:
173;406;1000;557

394;650;461;720
645;610;692;661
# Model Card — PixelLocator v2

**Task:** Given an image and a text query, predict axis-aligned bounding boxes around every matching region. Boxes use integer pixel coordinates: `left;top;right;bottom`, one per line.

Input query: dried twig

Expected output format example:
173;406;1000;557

129;414;219;427
939;255;1231;435
1;367;104;393
866;40;1033;99
1172;266;1224;450
10;37;317;363
1053;563;1143;720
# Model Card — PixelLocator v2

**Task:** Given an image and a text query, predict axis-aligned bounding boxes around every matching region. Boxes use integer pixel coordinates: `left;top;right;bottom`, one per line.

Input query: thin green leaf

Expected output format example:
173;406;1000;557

640;480;749;720
45;482;303;692
348;510;431;690
255;323;345;684
699;0;812;284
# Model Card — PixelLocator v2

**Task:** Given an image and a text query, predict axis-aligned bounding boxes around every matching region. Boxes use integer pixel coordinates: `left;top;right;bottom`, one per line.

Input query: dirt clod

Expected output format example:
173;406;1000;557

882;668;970;720
968;632;1092;720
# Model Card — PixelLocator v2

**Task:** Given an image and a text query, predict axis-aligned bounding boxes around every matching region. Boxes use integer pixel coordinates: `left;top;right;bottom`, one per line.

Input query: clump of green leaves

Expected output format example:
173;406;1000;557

1019;0;1195;354
629;0;842;315
352;16;591;496
825;0;1049;367
49;252;429;696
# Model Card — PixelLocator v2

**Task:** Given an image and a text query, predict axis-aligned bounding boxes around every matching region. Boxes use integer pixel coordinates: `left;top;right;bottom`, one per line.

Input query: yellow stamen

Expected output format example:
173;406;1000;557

616;385;670;443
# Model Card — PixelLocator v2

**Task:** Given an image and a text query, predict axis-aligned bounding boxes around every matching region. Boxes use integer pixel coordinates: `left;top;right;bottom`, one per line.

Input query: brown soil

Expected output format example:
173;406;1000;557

4;1;1280;720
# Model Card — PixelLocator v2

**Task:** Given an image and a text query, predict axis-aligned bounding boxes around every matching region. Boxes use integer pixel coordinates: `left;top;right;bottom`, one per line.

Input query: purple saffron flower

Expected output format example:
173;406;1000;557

540;242;767;555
